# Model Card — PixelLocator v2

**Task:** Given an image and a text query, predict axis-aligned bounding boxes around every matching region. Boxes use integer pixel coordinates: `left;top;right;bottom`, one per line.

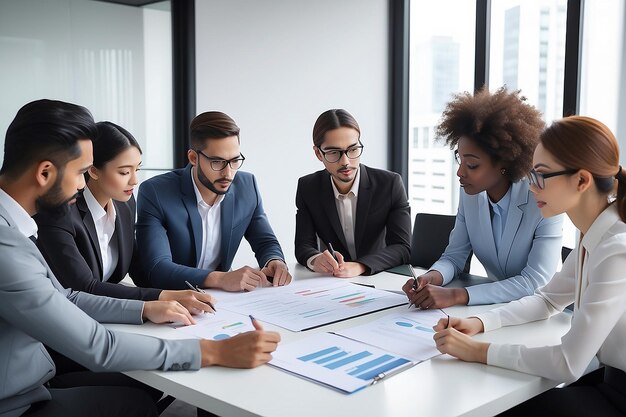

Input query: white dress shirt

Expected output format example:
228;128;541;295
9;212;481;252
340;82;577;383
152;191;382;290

0;187;38;238
191;169;224;271
475;203;626;382
307;169;361;268
83;187;118;281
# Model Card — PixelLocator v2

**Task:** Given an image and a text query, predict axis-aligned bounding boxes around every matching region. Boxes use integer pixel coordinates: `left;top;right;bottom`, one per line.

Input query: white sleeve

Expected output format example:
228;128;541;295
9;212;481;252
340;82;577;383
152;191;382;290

478;237;626;382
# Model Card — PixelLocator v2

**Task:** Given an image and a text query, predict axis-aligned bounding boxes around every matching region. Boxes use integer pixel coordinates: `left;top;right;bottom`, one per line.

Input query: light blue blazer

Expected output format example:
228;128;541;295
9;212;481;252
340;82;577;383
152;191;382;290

431;179;563;305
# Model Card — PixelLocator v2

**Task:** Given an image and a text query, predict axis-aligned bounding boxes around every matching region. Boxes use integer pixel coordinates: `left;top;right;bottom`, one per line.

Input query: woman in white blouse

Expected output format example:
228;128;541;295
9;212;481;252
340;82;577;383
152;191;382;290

433;116;626;416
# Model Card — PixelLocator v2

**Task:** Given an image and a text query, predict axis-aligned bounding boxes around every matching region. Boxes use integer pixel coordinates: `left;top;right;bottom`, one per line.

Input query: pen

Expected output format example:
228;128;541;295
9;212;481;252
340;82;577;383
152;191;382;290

249;314;256;325
352;282;375;288
407;264;419;309
184;280;217;312
327;242;338;261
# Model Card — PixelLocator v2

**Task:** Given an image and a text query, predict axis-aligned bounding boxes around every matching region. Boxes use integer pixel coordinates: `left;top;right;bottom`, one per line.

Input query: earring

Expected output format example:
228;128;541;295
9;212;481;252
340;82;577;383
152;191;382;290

500;168;506;175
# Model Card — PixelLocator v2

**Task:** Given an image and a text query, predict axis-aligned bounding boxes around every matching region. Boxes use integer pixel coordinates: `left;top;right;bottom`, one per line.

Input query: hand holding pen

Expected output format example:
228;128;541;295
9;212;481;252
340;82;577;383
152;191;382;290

310;242;344;275
184;280;217;313
407;264;422;309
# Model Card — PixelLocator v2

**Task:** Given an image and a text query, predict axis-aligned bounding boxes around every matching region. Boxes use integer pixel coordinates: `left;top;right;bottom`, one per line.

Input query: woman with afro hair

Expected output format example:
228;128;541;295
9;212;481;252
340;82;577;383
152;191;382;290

403;86;563;308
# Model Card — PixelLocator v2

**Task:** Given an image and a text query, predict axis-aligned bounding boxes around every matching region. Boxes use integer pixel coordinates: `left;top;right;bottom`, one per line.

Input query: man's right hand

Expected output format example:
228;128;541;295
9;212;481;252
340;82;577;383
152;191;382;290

311;250;340;274
204;266;271;292
199;319;281;368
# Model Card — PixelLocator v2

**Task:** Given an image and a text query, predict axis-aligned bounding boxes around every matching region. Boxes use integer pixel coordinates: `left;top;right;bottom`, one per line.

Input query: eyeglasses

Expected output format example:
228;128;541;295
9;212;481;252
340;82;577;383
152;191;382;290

317;143;364;163
527;168;578;189
195;149;245;171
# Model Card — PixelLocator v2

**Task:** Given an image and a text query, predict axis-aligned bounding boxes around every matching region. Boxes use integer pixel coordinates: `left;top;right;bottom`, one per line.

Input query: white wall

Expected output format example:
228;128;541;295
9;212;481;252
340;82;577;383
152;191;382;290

0;0;172;172
195;0;389;265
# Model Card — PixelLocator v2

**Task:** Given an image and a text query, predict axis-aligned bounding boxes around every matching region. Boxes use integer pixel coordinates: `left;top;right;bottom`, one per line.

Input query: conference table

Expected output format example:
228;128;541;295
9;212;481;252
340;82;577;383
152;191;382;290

107;265;572;417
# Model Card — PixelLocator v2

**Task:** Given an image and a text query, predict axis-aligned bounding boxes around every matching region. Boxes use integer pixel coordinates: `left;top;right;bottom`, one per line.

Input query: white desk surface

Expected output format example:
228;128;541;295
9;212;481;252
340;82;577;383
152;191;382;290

107;265;572;417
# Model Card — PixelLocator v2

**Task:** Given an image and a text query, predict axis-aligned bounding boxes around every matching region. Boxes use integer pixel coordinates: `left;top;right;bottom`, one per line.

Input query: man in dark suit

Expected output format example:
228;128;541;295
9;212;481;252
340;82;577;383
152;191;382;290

295;109;411;277
136;111;291;290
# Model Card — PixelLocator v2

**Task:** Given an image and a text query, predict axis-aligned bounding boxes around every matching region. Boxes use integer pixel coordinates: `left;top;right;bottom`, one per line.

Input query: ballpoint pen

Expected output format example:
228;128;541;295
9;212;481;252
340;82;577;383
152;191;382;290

327;242;338;261
407;264;419;309
184;280;217;312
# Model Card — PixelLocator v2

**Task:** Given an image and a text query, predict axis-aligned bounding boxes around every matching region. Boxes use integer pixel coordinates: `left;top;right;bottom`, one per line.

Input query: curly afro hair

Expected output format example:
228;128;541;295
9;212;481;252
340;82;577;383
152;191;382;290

435;86;545;182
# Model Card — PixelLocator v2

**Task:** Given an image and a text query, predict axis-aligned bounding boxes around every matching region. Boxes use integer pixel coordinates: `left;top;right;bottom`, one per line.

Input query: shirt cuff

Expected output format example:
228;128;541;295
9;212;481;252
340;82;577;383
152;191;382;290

472;310;502;332
264;258;287;269
430;260;455;285
307;253;323;270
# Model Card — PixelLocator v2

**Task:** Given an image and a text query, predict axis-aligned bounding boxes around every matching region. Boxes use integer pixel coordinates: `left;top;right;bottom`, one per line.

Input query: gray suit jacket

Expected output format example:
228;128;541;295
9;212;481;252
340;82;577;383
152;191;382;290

0;204;201;417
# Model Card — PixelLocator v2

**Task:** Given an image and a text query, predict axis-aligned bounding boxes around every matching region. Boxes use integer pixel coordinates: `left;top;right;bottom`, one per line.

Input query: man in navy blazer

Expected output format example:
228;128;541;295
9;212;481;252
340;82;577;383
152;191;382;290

136;111;291;291
295;109;411;277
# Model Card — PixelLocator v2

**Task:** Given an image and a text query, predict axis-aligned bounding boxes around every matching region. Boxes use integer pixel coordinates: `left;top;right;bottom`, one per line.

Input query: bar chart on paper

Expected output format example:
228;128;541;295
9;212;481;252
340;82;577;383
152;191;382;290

216;278;407;331
269;332;414;393
335;310;446;361
174;310;255;340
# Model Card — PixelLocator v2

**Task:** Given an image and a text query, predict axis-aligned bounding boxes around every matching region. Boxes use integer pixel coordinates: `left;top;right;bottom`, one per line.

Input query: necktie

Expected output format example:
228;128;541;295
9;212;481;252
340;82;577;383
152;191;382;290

492;204;502;250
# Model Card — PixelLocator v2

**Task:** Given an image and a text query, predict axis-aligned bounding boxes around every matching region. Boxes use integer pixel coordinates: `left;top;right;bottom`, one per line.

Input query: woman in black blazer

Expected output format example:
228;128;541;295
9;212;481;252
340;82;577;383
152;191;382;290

35;122;216;311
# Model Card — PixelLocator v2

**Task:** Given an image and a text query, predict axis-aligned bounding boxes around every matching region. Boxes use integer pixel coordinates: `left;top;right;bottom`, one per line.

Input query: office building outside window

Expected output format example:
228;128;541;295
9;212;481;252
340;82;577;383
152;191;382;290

408;1;476;218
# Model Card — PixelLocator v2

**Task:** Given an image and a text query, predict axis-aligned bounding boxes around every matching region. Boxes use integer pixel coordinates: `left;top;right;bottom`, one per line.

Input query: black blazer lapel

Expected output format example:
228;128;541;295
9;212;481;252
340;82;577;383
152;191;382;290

111;199;134;282
354;165;372;256
77;194;104;277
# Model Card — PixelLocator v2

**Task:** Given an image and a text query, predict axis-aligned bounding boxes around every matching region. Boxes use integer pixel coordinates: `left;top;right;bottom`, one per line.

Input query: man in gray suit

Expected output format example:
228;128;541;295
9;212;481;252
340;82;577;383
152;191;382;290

0;100;280;417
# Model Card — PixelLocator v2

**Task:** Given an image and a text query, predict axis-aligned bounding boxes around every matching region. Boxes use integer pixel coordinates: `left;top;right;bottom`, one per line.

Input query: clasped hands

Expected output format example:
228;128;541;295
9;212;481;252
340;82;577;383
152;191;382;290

204;260;292;292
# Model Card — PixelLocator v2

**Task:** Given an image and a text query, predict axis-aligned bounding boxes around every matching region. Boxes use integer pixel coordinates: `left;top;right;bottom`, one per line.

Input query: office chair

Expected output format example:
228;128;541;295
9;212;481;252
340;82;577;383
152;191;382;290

410;213;471;273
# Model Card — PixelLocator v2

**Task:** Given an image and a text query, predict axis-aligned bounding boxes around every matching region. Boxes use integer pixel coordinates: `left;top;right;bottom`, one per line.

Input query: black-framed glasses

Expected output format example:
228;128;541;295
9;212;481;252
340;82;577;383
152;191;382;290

317;143;364;163
195;149;245;171
527;168;578;189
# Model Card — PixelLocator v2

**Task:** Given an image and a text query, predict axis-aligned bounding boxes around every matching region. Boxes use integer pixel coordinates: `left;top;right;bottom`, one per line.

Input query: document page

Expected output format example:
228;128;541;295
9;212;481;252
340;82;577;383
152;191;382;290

213;278;407;331
334;309;446;361
269;332;414;394
172;310;255;340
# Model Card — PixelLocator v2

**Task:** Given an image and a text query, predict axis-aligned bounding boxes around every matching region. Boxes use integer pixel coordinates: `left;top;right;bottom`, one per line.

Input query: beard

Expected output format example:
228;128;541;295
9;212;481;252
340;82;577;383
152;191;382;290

197;165;231;195
35;178;79;218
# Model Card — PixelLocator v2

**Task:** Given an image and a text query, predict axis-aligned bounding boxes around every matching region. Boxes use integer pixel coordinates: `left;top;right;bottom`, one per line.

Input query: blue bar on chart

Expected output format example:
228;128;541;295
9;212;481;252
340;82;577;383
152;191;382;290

324;351;372;370
356;357;411;380
347;354;394;376
314;351;348;364
297;346;340;362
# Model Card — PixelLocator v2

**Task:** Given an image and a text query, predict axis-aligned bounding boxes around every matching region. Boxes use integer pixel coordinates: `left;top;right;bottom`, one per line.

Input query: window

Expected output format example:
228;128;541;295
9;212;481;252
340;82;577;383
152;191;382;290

489;0;567;123
579;0;626;149
408;0;476;217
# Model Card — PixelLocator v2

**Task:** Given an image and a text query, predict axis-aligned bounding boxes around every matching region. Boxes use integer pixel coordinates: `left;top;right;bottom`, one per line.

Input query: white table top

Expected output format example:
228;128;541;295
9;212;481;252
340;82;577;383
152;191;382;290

107;265;572;417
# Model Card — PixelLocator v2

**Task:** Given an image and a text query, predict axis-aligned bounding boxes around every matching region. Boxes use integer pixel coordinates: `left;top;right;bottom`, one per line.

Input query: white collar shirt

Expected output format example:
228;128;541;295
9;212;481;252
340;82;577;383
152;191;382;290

0;187;38;239
330;167;361;260
191;168;224;271
476;203;626;382
83;187;118;281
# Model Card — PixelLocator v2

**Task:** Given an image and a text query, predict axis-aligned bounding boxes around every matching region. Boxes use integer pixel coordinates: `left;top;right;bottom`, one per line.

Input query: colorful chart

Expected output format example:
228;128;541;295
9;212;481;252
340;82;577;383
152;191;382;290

217;278;406;331
175;310;255;340
296;345;411;381
270;333;415;393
